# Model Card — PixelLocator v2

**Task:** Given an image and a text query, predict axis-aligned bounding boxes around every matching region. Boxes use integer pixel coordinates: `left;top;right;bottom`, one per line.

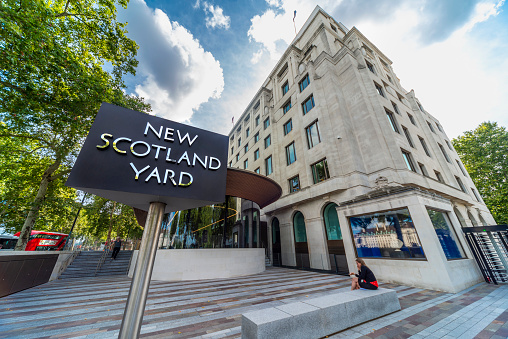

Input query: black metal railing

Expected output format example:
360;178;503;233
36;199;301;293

462;225;508;284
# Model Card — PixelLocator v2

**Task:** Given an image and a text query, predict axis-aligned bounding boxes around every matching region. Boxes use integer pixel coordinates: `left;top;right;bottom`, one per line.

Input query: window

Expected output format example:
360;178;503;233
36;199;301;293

419;136;431;157
375;83;385;97
264;118;270;129
397;93;404;103
299;74;310;92
283;100;292;114
265;156;273;175
456;160;467;176
255;115;260;126
231;146;234;155
386;110;399;133
455;176;467;193
246;127;250;137
285;142;297;165
244;144;249;153
254;132;259;143
253;100;260;111
436;123;443;133
293;211;307;243
427;209;465;260
277;63;288;77
330;24;337;32
445;140;453;150
254;148;259;160
417;102;424;112
264;135;271;149
418;162;428;176
302;95;315;115
350;208;425;259
238;137;241;147
471;188;481;202
255;167;260;174
402;126;414;147
408;113;416;126
324;203;341;240
435;170;444;183
311;159;330;184
288;175;300;193
427;121;436;133
229;161;232;167
282;81;289;96
244;159;248;169
366;61;375;74
392;102;400;115
236;153;239;162
305;120;321;149
438;143;451;162
401;149;416;172
283;119;293;135
387;75;393;84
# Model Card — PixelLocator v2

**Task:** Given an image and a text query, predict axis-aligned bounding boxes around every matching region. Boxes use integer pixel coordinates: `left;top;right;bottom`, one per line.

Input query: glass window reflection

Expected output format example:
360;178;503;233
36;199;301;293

427;209;465;260
349;208;425;259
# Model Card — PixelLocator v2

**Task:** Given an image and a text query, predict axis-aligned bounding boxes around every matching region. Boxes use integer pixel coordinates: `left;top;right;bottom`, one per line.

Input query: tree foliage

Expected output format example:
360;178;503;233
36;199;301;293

452;122;508;224
0;0;150;248
80;196;143;241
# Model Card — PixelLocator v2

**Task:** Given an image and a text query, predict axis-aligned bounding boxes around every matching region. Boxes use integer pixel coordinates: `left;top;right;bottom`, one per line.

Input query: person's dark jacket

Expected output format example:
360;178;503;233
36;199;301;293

113;239;122;248
355;265;376;283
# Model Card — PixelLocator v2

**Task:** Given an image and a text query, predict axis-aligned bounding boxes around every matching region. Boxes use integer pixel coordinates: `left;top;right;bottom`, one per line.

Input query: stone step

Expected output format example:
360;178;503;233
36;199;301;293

59;250;133;279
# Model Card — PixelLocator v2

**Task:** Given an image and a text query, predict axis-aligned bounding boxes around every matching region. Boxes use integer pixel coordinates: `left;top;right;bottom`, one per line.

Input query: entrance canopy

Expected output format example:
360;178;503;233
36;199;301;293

134;168;282;226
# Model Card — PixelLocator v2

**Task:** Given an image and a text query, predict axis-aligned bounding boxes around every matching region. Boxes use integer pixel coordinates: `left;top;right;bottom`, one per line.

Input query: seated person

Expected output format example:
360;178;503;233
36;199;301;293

350;258;378;290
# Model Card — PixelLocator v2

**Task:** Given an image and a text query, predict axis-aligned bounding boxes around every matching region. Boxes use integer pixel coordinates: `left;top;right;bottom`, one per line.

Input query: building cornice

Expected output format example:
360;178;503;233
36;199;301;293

344;27;393;65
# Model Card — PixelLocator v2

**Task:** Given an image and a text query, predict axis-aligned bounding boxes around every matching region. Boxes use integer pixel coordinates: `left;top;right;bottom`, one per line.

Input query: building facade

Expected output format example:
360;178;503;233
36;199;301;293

227;6;494;292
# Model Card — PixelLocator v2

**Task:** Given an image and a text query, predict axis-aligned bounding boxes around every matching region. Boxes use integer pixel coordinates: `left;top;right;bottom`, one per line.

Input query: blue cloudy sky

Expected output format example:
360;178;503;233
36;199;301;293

117;0;508;138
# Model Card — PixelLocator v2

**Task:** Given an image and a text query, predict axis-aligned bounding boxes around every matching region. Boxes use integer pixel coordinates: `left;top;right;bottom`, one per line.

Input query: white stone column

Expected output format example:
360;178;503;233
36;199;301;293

336;206;357;274
406;202;454;291
305;216;330;270
280;216;296;266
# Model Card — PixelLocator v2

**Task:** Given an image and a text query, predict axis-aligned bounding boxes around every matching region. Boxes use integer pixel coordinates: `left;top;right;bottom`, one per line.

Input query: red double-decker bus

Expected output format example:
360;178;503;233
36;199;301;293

13;231;68;251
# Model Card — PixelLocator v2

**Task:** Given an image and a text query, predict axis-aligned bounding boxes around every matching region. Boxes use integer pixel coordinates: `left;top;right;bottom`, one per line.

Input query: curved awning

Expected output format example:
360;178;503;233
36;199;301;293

225;167;281;208
134;168;282;226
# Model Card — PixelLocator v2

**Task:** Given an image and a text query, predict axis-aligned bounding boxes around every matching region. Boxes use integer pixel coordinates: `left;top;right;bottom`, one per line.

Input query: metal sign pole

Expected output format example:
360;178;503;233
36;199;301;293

119;201;166;339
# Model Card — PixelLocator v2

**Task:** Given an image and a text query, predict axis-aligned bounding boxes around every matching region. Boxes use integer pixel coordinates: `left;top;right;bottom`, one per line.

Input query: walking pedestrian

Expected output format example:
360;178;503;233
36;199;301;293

111;236;122;259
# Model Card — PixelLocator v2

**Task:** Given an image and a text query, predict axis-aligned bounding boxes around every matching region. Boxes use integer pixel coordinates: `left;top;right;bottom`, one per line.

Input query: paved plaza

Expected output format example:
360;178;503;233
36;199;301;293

0;267;507;339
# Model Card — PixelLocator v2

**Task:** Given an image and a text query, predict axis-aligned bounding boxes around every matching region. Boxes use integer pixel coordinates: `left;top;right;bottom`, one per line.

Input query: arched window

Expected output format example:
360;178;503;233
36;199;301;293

453;207;467;228
467;211;479;227
324;203;342;240
293;211;307;242
479;213;488;226
272;218;280;244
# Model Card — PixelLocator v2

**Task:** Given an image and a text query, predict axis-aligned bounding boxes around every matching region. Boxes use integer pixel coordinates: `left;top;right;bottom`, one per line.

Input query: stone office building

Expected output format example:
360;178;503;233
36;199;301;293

227;6;494;292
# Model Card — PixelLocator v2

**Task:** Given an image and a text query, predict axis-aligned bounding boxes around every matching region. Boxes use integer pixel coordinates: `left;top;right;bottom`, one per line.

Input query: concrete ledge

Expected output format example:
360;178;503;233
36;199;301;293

241;288;400;339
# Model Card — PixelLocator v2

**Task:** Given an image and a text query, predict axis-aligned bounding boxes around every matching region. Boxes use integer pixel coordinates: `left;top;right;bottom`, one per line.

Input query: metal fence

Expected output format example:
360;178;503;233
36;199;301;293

462;225;508;284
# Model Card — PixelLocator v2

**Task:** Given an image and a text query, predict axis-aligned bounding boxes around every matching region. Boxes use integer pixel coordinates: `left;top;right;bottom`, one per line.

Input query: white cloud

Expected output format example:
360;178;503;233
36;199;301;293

203;2;231;29
247;0;318;62
118;0;224;123
247;0;508;137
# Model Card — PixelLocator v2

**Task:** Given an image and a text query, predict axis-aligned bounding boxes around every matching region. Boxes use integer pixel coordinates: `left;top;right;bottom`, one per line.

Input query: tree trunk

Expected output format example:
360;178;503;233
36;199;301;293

106;201;117;246
15;157;62;251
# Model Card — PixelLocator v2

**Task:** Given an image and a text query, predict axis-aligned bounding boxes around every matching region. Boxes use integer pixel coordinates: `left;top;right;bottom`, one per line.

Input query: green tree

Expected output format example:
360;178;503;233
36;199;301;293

0;127;79;234
452;122;508;224
0;0;150;250
81;196;142;242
